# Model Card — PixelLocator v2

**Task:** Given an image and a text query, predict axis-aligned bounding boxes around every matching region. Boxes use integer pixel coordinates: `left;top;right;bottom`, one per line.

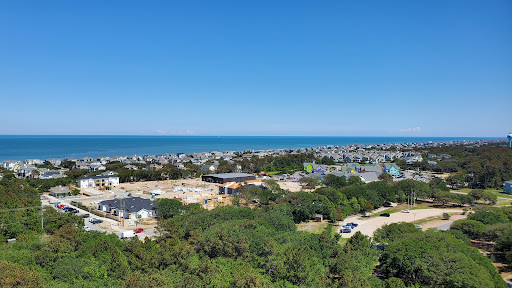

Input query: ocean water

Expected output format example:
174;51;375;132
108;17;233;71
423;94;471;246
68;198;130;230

0;135;498;162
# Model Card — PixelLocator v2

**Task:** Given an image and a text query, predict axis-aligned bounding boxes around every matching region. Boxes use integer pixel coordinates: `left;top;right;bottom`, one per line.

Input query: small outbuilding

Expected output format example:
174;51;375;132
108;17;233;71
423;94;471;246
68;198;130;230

49;186;72;197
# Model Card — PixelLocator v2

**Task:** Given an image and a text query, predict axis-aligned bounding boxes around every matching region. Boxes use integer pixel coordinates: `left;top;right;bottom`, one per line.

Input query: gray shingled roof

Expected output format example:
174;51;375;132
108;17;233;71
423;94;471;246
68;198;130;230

99;197;155;213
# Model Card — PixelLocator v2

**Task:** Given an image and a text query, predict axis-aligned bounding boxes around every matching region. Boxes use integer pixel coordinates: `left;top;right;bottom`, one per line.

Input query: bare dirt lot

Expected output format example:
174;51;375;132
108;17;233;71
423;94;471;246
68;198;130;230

277;181;302;192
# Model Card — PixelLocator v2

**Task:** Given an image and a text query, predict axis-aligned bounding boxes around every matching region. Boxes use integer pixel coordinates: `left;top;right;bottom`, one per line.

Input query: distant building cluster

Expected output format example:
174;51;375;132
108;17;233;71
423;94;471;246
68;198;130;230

1;138;501;185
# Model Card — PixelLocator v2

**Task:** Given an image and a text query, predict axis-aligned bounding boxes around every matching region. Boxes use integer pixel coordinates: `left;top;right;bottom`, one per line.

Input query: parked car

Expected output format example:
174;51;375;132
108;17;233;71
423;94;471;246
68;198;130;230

347;222;359;227
380;213;391;217
401;209;410;213
90;218;103;224
83;226;90;231
81;214;90;218
415;225;423;229
383;201;393;207
341;227;352;233
134;228;144;234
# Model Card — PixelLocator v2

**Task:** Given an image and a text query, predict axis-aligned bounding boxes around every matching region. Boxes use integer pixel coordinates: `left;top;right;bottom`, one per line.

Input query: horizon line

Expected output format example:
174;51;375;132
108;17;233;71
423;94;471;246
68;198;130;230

0;134;503;138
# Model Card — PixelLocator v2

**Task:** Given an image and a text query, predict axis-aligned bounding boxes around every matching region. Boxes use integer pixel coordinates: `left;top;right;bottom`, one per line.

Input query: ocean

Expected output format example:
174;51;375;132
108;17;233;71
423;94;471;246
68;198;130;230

0;135;498;162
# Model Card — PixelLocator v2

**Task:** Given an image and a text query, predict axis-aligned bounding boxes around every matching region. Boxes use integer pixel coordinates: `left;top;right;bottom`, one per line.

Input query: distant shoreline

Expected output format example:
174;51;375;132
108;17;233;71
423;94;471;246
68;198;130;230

0;135;502;163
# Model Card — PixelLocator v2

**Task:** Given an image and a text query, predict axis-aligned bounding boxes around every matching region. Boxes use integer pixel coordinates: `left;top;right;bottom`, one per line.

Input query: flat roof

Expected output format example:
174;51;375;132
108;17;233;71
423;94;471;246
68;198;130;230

78;175;119;180
203;173;254;178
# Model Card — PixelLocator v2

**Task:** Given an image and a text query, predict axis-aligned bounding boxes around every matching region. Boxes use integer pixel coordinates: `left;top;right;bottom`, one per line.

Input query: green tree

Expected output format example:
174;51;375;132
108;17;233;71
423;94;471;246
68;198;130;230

380;230;506;288
378;173;393;184
155;198;184;219
450;219;485;239
322;174;347;189
0;261;44;288
446;173;465;189
374;222;420;243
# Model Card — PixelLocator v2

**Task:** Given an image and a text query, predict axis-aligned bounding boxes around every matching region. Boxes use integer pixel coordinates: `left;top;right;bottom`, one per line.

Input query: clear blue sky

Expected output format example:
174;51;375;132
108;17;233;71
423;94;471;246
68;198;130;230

1;1;510;137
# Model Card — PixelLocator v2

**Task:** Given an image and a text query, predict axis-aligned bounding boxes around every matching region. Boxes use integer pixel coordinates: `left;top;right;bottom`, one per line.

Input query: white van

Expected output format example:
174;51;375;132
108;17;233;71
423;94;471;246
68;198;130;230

121;230;136;239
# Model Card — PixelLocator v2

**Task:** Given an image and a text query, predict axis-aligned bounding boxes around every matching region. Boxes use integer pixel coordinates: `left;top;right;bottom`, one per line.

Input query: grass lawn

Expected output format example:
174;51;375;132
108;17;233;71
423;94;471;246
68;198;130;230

266;171;282;176
338;237;349;246
364;202;434;219
454;188;512;200
496;199;512;206
296;221;328;234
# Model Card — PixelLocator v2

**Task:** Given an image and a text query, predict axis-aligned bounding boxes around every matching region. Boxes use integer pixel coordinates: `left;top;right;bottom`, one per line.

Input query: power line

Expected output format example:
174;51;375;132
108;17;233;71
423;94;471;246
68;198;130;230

0;206;42;212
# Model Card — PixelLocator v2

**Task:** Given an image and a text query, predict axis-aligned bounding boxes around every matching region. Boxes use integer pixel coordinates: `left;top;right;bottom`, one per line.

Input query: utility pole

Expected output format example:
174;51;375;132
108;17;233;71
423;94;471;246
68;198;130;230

120;197;125;227
41;206;44;233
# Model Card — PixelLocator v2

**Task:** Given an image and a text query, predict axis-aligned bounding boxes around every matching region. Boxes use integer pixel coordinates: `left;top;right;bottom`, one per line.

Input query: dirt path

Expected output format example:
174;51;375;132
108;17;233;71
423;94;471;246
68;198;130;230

340;208;464;238
420;214;467;230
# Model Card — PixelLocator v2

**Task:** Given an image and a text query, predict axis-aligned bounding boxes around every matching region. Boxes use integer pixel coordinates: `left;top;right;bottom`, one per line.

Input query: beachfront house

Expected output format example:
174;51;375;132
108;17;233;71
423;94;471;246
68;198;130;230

2;160;20;170
23;159;44;165
98;197;156;219
45;158;62;167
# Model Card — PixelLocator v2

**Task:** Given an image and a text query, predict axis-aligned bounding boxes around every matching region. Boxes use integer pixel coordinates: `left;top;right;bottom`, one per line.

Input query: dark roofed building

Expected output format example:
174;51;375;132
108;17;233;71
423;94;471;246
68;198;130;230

202;173;256;184
98;197;156;219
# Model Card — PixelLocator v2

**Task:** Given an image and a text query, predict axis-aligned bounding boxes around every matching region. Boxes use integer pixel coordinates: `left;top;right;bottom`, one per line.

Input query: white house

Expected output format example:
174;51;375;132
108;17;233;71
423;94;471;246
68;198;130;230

77;175;120;188
45;158;62;167
23;159;44;165
2;160;20;170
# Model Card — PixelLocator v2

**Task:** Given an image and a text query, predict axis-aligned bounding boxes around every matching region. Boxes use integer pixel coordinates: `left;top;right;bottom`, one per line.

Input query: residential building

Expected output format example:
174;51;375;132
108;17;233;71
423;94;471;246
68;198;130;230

98;197;156;219
49;186;72;197
504;181;512;194
201;164;218;172
77;175;120;188
2;160;20;170
303;163;327;174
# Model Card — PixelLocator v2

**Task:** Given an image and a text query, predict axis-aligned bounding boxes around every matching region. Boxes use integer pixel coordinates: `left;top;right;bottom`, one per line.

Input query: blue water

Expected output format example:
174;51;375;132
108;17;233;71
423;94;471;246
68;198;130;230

0;135;498;162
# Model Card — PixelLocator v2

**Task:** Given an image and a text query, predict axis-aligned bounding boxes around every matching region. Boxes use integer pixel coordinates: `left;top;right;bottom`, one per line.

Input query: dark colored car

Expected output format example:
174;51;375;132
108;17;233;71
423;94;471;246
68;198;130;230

90;218;103;224
134;228;144;234
347;222;358;227
81;214;90;218
383;201;393;207
380;213;391;217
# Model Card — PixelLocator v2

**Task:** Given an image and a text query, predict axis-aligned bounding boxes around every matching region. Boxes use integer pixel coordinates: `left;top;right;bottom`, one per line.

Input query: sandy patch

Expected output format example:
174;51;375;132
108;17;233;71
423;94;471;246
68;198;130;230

278;181;302;192
297;220;329;234
340;208;465;238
